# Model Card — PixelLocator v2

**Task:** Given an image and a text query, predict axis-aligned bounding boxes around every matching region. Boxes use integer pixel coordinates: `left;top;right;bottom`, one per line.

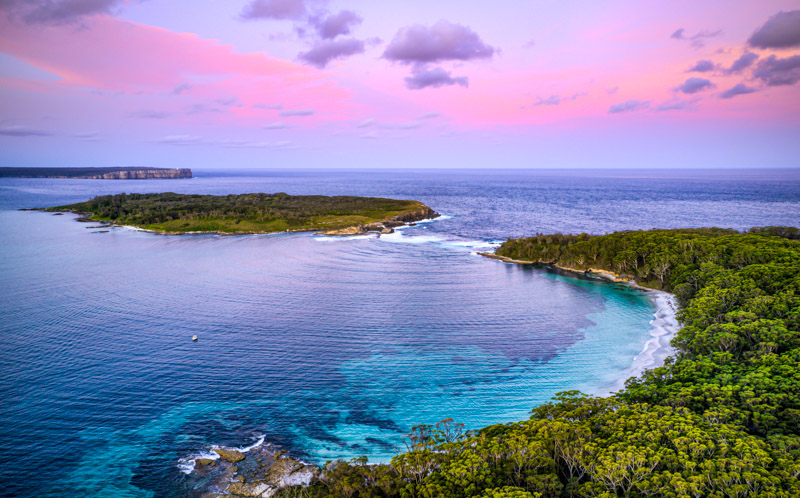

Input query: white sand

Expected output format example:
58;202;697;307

601;290;681;395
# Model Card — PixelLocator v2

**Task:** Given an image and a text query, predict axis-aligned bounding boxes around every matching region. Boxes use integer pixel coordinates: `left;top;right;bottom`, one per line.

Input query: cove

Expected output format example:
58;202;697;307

0;210;658;496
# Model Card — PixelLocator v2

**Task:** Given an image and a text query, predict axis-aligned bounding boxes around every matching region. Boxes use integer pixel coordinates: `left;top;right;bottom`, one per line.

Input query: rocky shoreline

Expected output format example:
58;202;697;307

183;440;319;497
43;204;441;237
478;252;651;289
36;199;439;237
322;206;439;235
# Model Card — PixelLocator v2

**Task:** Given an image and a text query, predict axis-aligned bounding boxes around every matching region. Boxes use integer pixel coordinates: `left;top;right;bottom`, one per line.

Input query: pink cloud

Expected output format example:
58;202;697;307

0;14;355;122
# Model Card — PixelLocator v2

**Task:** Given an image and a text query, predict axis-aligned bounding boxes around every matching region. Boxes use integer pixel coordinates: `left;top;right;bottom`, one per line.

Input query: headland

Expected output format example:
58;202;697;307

0;167;192;179
39;192;439;235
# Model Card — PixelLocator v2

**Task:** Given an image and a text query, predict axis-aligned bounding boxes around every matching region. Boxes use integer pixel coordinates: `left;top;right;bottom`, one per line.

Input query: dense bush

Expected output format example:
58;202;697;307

281;228;800;497
46;192;424;232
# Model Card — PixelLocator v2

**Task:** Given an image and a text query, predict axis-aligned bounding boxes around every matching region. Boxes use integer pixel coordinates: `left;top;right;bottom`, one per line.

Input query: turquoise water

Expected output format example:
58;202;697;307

1;169;798;496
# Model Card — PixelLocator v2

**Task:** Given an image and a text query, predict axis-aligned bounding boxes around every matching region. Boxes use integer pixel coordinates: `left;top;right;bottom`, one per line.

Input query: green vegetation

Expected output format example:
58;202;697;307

278;227;800;497
44;192;434;233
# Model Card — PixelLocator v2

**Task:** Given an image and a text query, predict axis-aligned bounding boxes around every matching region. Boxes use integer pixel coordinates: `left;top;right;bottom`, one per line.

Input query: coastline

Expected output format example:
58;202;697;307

178;436;318;497
478;251;682;396
36;207;440;237
180;257;682;496
596;290;679;395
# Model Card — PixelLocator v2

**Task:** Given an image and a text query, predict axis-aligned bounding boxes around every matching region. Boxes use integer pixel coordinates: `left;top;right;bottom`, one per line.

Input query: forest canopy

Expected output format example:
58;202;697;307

44;192;432;234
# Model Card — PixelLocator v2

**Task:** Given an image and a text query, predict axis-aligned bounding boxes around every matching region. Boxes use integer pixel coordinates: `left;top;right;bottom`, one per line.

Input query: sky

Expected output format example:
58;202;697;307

0;0;799;169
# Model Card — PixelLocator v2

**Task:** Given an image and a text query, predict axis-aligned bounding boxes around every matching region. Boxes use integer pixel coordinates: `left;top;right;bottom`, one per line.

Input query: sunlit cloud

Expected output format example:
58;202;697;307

724;52;758;74
264;121;288;129
298;38;365;68
0;0;126;25
280;109;315;116
753;55;800;86
670;28;722;48
130;109;171;119
0;124;53;136
240;0;306;21
675;77;715;94
608;100;650;114
687;60;714;72
719;83;757;99
748;10;800;49
0;2;797;167
404;66;468;90
157;134;202;145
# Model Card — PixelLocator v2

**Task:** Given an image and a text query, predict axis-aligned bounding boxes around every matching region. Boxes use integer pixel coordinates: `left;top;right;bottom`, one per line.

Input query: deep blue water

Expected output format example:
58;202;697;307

1;169;798;497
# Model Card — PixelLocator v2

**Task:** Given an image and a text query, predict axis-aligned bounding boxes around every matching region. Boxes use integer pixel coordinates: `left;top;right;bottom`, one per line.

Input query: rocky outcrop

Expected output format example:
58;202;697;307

324;225;367;236
193;442;319;497
214;448;246;463
479;252;642;286
388;206;438;224
322;203;439;236
227;481;272;497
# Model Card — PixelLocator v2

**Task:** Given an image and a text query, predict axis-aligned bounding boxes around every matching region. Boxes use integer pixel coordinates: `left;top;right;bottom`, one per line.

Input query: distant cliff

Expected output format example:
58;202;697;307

0;167;192;179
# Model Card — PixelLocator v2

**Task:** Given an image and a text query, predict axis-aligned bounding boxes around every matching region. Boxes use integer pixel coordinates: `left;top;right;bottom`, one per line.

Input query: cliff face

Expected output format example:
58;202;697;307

0;167;192;179
81;168;192;179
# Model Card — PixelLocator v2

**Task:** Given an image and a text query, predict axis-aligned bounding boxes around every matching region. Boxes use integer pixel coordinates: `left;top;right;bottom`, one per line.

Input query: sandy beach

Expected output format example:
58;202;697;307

478;252;683;396
598;290;681;395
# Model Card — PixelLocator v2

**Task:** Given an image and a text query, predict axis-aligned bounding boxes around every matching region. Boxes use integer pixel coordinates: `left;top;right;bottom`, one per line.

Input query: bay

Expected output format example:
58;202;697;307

1;168;798;496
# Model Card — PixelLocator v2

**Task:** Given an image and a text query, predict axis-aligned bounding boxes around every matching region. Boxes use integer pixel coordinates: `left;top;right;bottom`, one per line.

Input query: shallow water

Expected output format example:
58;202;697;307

1;169;798;496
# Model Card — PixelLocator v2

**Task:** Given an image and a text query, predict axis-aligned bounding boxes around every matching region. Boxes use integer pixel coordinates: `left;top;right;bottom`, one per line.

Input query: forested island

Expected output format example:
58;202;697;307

41;192;438;234
0;167;191;179
257;227;798;497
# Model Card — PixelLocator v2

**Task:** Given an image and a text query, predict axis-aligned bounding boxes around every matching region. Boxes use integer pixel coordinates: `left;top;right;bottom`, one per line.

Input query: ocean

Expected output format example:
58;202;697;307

1;168;798;496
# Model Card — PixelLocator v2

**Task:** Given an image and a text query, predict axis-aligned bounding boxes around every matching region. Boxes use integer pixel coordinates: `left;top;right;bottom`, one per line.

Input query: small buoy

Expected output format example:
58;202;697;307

192;335;198;341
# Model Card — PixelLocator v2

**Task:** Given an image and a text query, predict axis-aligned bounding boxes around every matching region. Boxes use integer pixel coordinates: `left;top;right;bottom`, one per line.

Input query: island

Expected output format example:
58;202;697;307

0;167;192;179
41;192;439;234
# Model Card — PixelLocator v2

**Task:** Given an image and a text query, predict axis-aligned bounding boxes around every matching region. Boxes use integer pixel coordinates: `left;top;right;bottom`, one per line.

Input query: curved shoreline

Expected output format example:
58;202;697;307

37;208;441;237
35;192;440;236
478;251;682;396
181;277;682;496
597;290;679;395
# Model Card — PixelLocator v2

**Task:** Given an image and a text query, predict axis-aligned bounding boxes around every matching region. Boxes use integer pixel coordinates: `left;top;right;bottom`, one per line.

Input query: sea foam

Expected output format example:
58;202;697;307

177;434;266;474
600;291;680;395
